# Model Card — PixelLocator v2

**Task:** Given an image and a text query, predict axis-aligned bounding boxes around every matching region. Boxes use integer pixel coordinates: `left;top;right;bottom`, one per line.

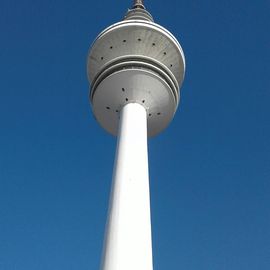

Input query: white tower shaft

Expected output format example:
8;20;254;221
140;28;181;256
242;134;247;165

101;103;153;270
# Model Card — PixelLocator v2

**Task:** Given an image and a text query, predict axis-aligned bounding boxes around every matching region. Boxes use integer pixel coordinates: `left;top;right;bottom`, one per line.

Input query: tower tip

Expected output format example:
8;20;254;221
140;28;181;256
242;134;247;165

125;0;152;21
132;0;145;9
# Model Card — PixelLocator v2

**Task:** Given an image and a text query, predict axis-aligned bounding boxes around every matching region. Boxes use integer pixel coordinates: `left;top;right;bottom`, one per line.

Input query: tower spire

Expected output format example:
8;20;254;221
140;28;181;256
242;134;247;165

133;0;145;9
125;0;152;21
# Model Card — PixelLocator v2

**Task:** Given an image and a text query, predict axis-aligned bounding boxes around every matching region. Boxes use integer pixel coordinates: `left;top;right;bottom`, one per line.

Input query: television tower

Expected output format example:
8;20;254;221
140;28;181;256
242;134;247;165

87;1;185;269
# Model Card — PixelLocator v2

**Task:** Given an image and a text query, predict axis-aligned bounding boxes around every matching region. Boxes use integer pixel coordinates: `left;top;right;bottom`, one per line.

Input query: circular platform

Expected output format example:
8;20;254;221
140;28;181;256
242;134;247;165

87;18;185;136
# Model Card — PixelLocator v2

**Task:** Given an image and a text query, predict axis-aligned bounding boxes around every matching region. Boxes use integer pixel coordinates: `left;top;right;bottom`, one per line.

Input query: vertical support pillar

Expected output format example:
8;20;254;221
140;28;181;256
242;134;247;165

101;103;153;270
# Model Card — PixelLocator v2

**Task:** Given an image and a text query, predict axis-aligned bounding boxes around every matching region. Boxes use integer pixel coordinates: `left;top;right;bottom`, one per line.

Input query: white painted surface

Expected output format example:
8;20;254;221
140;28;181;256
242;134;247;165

92;68;177;137
101;103;153;270
88;16;186;137
87;20;185;84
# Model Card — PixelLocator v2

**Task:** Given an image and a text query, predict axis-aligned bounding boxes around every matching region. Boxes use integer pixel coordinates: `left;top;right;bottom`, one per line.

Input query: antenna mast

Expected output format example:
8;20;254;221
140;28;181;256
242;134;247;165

133;0;145;9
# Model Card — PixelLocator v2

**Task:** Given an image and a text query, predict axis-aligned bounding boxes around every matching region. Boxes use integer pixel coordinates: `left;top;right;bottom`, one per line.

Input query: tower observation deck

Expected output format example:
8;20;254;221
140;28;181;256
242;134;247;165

87;0;185;137
87;1;185;269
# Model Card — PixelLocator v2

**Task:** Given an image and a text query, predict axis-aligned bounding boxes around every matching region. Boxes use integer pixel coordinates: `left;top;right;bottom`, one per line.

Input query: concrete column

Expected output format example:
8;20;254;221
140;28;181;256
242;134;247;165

101;103;153;270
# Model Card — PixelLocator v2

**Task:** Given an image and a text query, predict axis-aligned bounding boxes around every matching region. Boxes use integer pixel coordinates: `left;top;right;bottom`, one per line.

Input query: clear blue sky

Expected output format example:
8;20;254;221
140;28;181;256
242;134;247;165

0;0;269;269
